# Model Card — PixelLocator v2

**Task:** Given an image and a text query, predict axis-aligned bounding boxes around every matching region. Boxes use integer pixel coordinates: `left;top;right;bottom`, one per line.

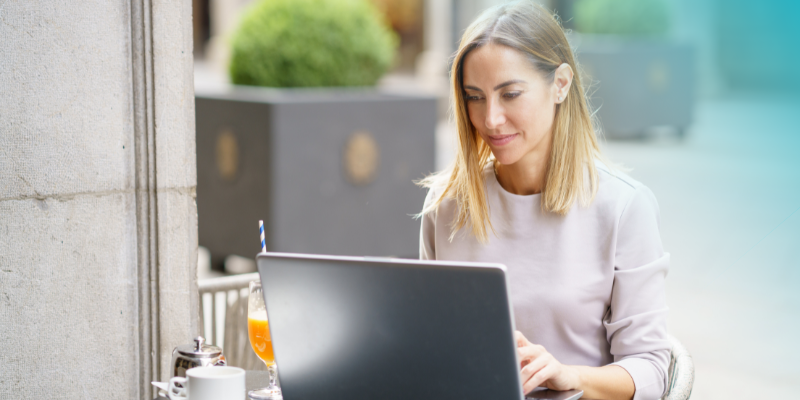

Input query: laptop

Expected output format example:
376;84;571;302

256;252;582;400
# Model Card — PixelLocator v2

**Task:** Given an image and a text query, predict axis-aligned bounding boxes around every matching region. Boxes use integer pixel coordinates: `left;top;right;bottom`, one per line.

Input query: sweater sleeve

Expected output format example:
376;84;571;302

605;186;671;400
419;188;437;260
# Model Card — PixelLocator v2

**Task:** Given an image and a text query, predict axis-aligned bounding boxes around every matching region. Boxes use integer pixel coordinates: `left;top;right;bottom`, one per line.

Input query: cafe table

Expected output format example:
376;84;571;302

154;370;270;400
154;370;590;400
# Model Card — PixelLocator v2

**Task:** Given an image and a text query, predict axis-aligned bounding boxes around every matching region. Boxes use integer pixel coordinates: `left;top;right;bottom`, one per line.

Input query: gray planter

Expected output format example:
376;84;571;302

195;86;437;267
572;35;695;139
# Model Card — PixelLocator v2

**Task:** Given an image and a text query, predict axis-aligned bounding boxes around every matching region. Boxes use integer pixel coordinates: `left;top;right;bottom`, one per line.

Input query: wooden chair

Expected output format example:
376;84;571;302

662;335;695;400
198;272;266;371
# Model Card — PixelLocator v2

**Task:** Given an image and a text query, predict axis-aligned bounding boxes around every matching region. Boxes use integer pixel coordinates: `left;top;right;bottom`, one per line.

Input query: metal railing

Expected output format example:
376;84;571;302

198;273;265;370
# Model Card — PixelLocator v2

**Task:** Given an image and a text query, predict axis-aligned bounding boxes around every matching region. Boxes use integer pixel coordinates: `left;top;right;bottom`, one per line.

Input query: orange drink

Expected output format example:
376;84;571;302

248;280;281;399
248;309;275;365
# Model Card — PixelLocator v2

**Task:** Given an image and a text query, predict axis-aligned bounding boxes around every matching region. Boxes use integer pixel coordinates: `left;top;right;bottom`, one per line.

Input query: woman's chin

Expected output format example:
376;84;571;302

492;152;522;167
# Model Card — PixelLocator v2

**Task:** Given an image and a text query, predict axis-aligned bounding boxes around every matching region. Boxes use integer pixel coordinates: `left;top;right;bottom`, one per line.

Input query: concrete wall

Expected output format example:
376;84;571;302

0;0;197;398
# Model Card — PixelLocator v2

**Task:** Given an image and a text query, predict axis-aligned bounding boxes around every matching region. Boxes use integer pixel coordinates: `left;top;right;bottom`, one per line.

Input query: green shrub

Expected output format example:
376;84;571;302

229;0;398;87
573;0;670;36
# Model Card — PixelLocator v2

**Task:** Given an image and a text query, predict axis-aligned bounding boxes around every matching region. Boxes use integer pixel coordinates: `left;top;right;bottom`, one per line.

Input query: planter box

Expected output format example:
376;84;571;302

196;87;437;267
573;35;695;138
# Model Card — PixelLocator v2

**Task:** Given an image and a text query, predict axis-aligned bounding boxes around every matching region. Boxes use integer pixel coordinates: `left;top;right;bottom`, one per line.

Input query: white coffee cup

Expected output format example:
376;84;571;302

168;366;246;400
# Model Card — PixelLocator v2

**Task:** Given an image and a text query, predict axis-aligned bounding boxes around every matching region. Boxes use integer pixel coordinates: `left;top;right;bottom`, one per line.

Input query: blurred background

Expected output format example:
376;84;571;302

191;0;800;397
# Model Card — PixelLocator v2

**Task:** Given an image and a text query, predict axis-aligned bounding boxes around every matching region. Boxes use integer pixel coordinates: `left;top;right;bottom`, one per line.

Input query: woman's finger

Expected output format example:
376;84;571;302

517;343;547;362
522;363;556;394
519;353;551;384
514;330;529;347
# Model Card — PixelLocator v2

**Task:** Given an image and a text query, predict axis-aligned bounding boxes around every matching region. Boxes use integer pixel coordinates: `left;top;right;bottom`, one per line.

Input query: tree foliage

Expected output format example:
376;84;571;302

230;0;398;87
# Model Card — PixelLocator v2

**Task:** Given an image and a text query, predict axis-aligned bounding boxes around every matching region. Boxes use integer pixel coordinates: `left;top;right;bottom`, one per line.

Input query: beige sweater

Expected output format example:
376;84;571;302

420;163;670;400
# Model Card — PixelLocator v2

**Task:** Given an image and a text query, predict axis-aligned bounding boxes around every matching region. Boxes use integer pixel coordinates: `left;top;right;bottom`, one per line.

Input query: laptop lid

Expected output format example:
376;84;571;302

256;252;523;400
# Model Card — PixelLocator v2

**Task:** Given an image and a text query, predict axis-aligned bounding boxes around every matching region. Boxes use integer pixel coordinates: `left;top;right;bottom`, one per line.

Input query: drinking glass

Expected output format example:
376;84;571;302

247;280;282;399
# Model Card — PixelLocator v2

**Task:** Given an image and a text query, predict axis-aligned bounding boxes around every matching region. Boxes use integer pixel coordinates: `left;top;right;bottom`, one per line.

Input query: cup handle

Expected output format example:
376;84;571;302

168;377;188;400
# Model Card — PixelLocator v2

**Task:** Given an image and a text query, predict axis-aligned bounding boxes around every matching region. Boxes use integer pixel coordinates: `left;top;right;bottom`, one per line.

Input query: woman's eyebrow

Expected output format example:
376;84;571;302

493;79;525;90
464;79;526;92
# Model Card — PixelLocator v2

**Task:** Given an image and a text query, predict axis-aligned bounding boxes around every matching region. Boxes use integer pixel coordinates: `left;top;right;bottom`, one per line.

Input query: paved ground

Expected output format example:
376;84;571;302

437;93;800;398
599;94;800;399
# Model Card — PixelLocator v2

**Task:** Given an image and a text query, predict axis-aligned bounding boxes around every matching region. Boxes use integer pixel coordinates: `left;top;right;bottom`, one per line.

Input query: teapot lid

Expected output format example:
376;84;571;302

175;336;222;358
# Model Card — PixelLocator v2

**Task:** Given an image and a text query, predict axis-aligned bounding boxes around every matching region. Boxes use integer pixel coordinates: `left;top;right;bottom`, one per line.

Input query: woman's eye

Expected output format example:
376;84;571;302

465;94;483;101
503;91;521;99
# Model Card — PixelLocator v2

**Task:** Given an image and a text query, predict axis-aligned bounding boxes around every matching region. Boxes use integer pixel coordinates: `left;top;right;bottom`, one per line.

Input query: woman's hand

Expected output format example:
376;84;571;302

515;331;580;394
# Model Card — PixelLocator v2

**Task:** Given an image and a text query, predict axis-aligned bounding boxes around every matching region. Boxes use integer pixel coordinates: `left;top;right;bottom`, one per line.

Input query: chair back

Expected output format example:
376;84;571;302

198;273;266;370
662;335;694;400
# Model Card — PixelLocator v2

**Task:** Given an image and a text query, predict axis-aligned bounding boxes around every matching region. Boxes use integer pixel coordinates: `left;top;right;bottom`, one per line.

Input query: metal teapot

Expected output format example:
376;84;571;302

171;336;226;378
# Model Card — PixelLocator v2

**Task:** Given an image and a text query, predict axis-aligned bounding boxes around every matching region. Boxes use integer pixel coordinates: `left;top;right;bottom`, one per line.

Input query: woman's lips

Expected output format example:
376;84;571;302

487;133;518;146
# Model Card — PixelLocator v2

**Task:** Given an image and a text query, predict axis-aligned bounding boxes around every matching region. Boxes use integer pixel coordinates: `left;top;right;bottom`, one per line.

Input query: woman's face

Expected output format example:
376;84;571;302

462;44;563;167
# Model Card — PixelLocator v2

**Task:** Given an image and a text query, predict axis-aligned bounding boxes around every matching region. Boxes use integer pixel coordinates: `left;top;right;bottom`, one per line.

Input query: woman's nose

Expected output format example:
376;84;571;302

484;99;506;129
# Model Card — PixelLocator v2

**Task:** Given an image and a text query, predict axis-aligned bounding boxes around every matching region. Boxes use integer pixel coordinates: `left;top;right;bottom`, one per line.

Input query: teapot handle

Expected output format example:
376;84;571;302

214;354;227;366
168;377;188;400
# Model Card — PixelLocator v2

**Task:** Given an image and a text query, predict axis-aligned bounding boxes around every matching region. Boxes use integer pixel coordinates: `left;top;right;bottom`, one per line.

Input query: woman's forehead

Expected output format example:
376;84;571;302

462;44;541;88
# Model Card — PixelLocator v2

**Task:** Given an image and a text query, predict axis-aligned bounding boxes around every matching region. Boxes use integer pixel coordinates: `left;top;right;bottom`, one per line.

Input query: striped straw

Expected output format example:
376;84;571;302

259;220;267;253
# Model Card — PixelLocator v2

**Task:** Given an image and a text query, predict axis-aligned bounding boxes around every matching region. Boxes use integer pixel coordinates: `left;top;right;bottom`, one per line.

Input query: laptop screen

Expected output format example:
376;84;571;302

257;253;523;400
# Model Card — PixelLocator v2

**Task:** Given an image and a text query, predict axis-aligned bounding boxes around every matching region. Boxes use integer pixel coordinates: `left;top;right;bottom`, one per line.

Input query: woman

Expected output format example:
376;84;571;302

418;3;670;400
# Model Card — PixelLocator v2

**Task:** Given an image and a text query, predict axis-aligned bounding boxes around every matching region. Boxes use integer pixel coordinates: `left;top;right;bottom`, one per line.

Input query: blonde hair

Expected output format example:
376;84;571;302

419;1;602;243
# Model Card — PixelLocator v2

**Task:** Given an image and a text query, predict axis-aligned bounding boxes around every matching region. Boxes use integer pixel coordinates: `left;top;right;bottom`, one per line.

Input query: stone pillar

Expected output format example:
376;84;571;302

205;0;254;73
0;0;197;398
417;0;453;92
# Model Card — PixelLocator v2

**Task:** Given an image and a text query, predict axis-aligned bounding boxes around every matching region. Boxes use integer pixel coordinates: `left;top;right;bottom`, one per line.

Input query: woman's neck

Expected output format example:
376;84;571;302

494;148;550;196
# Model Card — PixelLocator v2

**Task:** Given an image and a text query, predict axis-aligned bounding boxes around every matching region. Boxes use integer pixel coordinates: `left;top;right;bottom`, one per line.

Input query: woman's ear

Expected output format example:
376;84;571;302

553;63;574;104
